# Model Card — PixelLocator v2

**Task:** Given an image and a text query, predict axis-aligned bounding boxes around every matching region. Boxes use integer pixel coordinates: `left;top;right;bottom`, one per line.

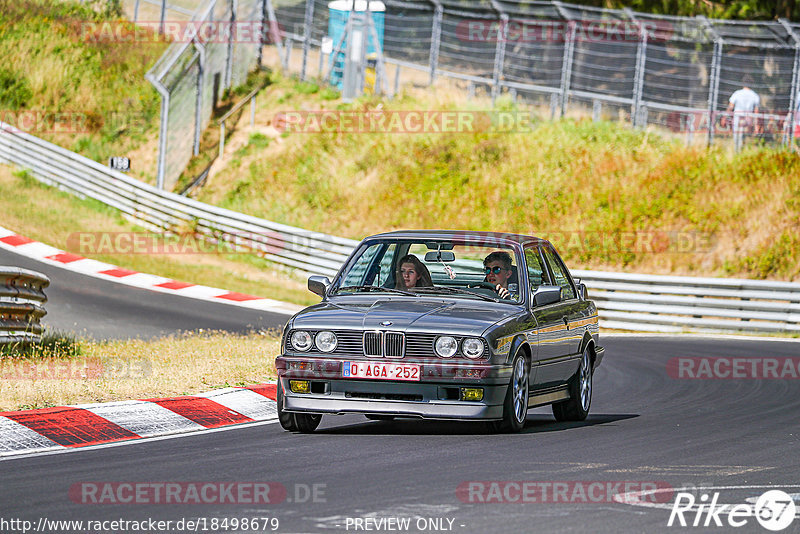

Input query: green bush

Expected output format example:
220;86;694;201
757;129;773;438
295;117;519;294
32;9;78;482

0;68;32;109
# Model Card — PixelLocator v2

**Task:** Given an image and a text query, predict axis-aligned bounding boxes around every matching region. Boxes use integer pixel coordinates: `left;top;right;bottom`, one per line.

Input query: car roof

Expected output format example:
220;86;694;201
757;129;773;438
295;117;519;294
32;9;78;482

368;229;551;248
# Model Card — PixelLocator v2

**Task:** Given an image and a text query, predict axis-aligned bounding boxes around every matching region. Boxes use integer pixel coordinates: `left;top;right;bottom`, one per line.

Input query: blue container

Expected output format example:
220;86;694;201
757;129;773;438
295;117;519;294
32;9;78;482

328;1;385;88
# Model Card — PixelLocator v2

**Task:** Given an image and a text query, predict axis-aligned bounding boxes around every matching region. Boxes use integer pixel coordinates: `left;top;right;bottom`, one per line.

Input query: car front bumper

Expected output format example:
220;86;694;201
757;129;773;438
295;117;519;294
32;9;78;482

276;356;511;421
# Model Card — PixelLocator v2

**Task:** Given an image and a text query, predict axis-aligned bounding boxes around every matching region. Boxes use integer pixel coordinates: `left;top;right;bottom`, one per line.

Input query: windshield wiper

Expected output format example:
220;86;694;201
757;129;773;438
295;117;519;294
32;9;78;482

336;285;419;297
413;286;500;302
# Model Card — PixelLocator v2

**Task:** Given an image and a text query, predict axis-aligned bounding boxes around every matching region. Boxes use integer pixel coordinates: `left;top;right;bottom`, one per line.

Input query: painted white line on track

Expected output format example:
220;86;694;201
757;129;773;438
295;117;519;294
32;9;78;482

602;333;800;343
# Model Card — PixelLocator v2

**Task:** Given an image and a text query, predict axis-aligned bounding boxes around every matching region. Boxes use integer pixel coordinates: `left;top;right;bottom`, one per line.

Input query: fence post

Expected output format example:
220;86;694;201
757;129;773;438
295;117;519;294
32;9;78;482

428;1;443;86
150;82;169;190
224;0;236;90
159;0;166;35
698;17;723;147
301;0;315;80
193;41;206;157
779;19;800;148
490;9;509;104
559;21;576;117
626;8;648;128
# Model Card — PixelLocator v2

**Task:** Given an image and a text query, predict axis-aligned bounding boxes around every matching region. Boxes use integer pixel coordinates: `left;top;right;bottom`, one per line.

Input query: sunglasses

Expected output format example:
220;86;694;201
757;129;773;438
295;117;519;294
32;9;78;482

484;266;506;274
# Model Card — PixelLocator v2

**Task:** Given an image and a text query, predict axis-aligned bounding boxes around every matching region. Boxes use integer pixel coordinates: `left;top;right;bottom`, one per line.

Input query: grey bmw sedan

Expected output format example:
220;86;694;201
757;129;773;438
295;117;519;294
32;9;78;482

275;230;604;433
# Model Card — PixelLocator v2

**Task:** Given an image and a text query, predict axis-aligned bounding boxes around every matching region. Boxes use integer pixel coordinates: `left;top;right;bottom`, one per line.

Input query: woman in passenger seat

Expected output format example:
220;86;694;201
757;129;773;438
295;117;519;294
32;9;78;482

395;254;433;290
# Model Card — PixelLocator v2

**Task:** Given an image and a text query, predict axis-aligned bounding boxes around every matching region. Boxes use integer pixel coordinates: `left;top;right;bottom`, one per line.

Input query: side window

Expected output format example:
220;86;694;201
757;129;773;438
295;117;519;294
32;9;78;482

542;247;575;300
341;244;396;287
524;247;548;293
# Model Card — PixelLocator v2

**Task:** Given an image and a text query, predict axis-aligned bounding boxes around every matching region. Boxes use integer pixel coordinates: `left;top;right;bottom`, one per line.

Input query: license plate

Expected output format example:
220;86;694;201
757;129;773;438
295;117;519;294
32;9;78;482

342;361;420;381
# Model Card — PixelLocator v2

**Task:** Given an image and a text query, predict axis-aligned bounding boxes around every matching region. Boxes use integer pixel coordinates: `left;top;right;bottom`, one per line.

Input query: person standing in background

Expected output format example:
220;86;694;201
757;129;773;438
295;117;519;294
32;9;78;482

724;76;761;151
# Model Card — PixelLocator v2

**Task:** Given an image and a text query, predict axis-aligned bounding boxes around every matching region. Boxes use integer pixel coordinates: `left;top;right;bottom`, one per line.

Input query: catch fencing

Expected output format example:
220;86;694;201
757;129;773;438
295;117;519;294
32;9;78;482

2;122;799;335
273;0;800;150
143;0;280;190
0;268;49;344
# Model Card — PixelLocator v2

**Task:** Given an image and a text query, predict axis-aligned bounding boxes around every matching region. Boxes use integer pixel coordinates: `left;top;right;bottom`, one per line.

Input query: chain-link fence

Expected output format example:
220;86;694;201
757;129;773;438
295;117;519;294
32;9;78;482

143;0;278;189
271;0;800;150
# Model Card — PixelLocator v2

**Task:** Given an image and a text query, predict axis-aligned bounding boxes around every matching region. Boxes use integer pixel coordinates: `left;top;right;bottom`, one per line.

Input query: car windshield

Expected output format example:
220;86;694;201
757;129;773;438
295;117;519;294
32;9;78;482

332;238;523;303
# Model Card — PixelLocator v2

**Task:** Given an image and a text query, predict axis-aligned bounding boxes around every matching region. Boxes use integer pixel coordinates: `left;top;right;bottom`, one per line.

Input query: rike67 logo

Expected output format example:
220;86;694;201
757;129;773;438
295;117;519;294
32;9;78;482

668;489;797;531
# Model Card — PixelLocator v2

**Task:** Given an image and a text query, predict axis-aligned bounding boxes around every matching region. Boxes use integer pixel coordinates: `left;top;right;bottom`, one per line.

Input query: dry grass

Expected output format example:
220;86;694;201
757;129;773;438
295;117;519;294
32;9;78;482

0;165;318;306
196;72;800;281
0;331;280;411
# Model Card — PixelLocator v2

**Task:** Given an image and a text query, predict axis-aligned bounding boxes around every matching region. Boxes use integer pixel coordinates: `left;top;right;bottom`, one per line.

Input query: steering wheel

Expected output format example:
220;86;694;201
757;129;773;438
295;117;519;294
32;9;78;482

466;281;497;290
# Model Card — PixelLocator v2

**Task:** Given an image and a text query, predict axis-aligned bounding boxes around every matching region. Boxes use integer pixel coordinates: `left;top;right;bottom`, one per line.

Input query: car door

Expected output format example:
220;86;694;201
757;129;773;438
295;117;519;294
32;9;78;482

533;245;583;386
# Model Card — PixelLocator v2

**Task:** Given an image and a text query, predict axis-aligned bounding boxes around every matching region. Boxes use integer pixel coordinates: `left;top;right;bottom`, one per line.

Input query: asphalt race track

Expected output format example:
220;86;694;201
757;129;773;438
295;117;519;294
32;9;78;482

0;247;288;339
2;249;800;533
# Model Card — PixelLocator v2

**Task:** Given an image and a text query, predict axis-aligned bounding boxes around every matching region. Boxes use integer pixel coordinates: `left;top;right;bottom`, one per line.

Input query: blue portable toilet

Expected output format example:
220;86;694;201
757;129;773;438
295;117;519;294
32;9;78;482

328;1;385;88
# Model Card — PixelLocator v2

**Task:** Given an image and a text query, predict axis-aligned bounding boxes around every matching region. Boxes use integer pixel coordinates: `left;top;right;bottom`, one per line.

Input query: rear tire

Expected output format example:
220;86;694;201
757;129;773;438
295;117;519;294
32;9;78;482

277;379;297;432
293;413;322;433
552;345;593;422
488;351;529;433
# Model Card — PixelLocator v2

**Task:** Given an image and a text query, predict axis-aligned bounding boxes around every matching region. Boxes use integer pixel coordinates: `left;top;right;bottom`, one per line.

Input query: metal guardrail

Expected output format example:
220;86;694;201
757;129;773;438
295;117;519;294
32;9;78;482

2;123;799;334
0;267;49;343
0;121;357;278
573;269;800;334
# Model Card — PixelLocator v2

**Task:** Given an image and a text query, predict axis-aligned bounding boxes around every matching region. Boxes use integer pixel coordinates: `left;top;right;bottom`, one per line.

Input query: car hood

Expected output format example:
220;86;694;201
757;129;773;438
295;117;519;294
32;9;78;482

291;297;520;337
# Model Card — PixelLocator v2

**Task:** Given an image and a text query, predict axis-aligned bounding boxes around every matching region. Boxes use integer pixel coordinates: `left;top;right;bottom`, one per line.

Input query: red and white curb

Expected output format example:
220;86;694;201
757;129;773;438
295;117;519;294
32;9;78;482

0;225;303;316
0;384;278;458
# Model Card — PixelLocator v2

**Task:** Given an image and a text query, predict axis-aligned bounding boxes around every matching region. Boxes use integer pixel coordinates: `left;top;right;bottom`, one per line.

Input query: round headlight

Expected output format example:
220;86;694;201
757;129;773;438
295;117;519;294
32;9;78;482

435;336;458;358
290;330;312;352
315;330;337;353
462;338;485;359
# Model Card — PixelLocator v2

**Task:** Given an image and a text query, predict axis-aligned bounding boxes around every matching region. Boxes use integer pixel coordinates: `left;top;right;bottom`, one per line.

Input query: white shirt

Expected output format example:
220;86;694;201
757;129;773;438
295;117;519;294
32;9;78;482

729;88;760;113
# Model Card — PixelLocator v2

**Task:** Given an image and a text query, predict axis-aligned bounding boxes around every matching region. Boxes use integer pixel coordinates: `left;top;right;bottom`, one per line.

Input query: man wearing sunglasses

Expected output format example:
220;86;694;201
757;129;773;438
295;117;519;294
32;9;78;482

483;251;514;299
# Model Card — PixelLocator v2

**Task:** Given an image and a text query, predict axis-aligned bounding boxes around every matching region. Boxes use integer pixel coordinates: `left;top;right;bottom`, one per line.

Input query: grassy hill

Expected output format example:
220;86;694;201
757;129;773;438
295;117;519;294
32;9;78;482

0;0;165;180
196;74;800;281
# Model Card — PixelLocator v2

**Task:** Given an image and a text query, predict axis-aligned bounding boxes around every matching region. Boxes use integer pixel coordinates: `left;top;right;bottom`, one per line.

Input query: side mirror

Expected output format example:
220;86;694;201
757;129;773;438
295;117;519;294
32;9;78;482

308;275;331;298
532;285;561;307
576;282;587;300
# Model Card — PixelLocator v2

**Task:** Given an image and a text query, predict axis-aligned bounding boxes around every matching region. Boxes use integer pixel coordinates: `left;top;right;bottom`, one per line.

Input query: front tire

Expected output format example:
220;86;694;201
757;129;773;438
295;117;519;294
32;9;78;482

552;345;593;422
293;413;322;433
489;351;529;433
277;379;297;432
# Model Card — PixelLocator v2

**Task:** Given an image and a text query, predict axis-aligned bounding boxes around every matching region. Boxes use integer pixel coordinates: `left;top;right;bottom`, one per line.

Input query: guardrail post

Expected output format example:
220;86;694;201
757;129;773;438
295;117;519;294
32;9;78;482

428;1;443;86
251;94;256;126
300;0;315;80
219;121;226;159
